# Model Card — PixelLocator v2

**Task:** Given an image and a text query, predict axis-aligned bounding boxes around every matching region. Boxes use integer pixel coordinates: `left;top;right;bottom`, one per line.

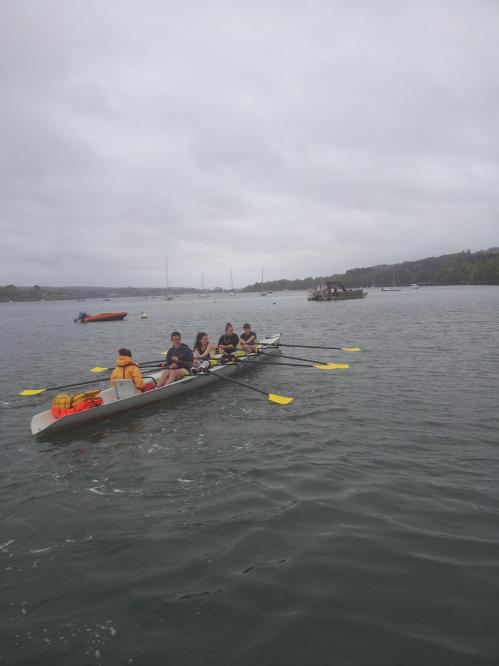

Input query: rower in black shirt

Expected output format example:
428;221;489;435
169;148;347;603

218;322;239;355
240;323;257;351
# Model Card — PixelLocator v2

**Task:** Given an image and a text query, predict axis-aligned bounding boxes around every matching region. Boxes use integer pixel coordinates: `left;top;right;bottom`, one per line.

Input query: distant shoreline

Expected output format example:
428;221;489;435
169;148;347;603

1;283;498;303
2;246;499;302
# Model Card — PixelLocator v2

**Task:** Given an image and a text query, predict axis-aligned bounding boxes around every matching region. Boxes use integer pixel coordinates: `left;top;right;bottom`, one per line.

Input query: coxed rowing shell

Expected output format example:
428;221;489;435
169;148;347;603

30;335;282;436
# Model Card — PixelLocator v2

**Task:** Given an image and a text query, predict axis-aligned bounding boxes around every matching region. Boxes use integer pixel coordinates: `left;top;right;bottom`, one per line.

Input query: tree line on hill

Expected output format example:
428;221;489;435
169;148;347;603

0;285;199;303
242;247;499;291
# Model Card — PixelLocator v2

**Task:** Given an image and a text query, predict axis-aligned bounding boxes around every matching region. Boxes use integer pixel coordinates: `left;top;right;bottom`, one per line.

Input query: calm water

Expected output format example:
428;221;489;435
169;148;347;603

1;287;498;665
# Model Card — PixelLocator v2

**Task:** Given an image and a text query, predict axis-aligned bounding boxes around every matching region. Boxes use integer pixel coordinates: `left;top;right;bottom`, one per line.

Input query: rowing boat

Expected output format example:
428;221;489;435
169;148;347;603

30;335;281;436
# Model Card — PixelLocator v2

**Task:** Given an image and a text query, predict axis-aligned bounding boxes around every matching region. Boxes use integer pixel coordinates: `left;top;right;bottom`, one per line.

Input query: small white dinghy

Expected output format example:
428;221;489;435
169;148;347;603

30;336;282;436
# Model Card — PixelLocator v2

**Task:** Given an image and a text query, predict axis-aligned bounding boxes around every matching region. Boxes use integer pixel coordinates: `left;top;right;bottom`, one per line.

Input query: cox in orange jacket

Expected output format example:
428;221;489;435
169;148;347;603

110;352;145;393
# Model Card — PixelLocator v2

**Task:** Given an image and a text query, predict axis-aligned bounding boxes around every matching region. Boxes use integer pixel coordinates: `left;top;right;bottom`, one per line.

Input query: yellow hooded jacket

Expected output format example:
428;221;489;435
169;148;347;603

110;355;145;392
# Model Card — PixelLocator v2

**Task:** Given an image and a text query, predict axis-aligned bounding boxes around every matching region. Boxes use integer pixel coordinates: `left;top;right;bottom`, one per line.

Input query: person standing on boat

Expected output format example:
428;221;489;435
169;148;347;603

218;322;239;355
157;332;193;387
239;323;257;351
193;332;217;366
110;348;145;393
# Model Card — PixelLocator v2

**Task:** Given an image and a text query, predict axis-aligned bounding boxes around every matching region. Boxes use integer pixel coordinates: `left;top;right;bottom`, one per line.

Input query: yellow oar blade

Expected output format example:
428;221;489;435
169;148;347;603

341;347;361;352
20;388;47;396
268;393;294;405
313;363;349;370
90;366;109;373
161;351;168;356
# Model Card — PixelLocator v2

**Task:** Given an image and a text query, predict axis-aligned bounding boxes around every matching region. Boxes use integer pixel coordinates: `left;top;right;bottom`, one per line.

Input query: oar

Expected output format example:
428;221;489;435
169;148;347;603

203;348;345;369
277;352;349;367
20;375;112;396
234;358;348;370
194;346;349;369
21;364;166;396
90;360;164;373
159;348;348;368
277;343;361;352
209;370;293;405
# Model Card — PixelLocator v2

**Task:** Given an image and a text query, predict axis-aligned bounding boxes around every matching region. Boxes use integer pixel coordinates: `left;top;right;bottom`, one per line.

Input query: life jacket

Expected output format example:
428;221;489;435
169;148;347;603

51;389;103;419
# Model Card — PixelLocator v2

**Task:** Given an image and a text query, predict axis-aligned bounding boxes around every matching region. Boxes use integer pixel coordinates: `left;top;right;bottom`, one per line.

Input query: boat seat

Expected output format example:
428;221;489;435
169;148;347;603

113;379;137;400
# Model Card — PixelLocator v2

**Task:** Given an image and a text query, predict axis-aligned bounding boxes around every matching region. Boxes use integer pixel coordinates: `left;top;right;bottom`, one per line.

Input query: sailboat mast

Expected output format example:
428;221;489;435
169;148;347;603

165;256;169;297
259;265;268;295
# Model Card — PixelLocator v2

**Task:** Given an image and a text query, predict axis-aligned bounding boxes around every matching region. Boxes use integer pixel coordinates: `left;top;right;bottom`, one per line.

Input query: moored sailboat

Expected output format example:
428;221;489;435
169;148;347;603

382;268;401;292
165;256;173;300
229;269;236;296
198;274;208;298
260;266;267;296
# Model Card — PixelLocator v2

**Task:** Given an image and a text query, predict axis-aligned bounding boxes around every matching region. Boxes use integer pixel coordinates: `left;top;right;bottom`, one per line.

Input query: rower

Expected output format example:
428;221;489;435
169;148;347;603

239;323;257;351
193;332;217;366
157;332;193;387
110;348;145;394
218;322;239;356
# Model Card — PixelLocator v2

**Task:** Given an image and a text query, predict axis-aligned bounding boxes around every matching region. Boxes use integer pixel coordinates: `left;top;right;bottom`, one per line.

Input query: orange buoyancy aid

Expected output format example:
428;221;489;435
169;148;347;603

109;355;145;392
51;390;103;418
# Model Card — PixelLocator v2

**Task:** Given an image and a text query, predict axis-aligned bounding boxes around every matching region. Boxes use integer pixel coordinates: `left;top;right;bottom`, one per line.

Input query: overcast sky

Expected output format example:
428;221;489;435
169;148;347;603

1;0;498;288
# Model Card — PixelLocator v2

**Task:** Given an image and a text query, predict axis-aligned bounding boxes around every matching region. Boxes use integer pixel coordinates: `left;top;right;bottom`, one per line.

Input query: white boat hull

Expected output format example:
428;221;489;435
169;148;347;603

30;336;281;436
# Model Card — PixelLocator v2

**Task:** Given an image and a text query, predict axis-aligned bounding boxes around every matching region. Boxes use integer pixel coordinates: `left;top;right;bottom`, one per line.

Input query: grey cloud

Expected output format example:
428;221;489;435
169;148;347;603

1;0;498;287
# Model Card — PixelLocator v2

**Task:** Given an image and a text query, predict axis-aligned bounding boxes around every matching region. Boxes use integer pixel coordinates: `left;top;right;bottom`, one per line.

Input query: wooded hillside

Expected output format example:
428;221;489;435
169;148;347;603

242;247;499;291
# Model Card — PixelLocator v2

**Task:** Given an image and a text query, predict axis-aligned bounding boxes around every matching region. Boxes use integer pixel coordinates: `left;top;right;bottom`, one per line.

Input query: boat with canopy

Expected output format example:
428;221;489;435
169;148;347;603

307;281;366;301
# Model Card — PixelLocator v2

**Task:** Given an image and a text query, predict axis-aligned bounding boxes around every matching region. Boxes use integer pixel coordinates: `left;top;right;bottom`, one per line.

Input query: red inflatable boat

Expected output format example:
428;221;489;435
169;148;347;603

74;311;128;323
